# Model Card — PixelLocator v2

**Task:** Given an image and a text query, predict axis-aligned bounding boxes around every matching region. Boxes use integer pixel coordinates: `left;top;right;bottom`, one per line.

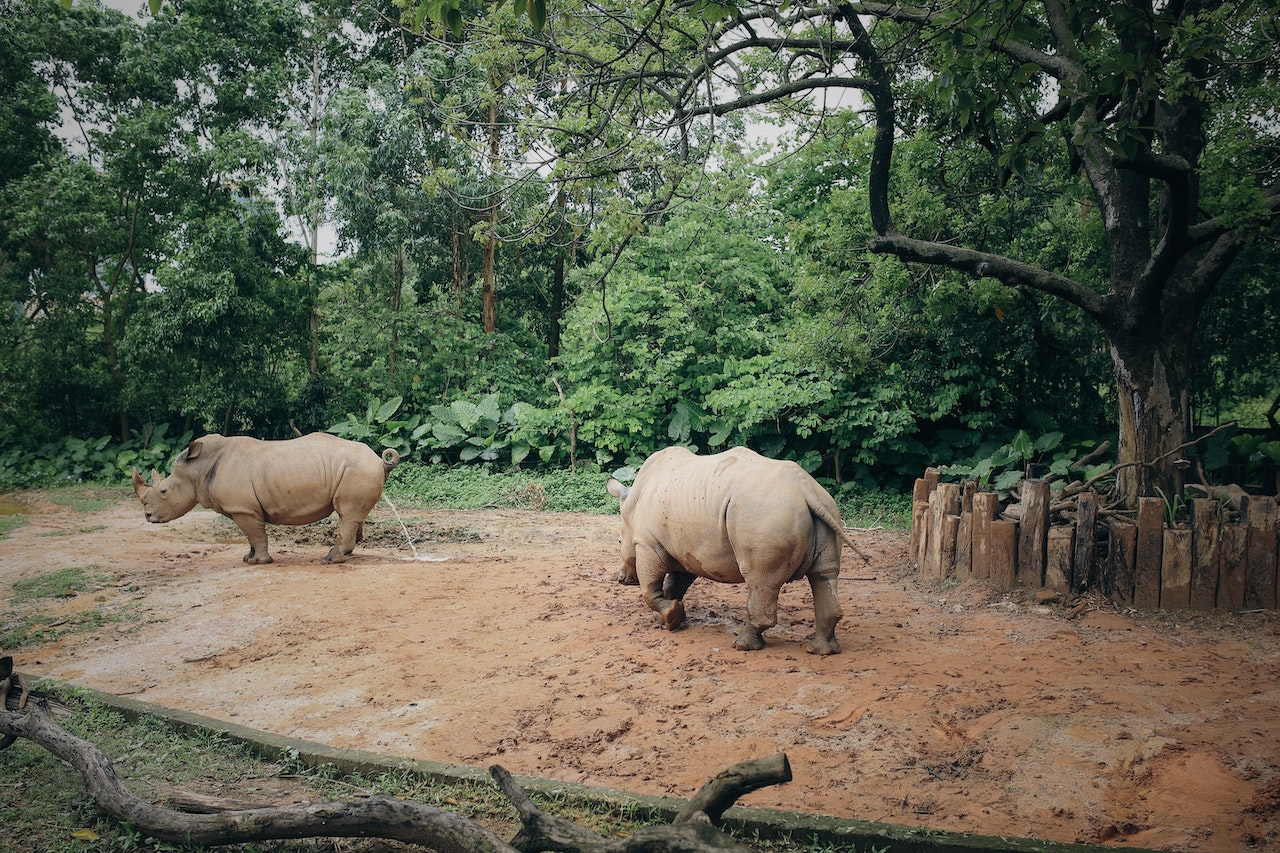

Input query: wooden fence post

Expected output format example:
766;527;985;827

991;520;1017;588
1072;491;1097;592
1161;528;1192;609
1134;497;1164;609
1190;499;1221;610
1017;479;1050;587
1219;520;1248;610
910;476;932;569
1108;521;1137;605
971;493;999;581
1046;526;1074;595
1243;495;1278;610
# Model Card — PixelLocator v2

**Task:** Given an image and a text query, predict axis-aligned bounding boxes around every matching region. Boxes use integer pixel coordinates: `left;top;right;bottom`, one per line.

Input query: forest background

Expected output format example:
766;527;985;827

1;0;1277;505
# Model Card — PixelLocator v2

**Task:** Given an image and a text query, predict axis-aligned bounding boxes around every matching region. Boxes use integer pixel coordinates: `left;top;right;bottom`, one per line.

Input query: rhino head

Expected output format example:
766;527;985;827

132;462;199;524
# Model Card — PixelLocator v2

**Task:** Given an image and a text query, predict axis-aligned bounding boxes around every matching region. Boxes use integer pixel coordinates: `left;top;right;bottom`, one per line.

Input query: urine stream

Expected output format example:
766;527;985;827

381;495;446;562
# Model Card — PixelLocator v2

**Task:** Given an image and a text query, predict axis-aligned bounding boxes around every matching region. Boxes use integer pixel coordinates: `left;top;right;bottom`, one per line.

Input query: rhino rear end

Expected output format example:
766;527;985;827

609;446;847;655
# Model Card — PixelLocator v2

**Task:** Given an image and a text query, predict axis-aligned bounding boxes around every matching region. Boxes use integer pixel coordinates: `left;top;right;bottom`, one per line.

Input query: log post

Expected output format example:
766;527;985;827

1045;526;1074;595
1190;499;1221;610
1072;491;1097;592
910;476;933;568
1134;497;1165;609
990;520;1017;588
1161;528;1192;610
1107;521;1137;605
955;510;973;580
971;493;999;581
926;483;960;579
1219;521;1248;610
1017;479;1050;587
1242;496;1278;610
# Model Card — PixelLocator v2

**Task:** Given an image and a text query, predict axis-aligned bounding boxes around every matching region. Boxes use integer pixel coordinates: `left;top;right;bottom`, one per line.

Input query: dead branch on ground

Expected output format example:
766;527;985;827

0;676;784;853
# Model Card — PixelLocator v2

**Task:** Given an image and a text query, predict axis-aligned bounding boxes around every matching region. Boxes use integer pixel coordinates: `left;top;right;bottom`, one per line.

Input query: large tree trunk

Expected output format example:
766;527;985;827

1110;339;1190;507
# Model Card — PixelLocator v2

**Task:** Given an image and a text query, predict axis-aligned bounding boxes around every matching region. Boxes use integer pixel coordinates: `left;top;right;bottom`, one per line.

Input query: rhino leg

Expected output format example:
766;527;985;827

805;575;843;655
662;572;697;601
636;549;686;630
325;515;363;563
734;583;781;651
229;514;274;564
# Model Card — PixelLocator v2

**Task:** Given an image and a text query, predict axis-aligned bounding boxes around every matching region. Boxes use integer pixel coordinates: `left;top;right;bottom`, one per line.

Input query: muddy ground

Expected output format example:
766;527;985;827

1;492;1279;851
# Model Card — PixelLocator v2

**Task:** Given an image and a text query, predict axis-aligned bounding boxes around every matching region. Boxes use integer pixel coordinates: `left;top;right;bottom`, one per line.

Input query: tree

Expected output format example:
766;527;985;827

423;0;1280;505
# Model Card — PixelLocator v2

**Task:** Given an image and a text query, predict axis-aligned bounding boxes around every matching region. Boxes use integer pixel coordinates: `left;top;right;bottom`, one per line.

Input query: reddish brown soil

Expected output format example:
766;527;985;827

2;493;1279;851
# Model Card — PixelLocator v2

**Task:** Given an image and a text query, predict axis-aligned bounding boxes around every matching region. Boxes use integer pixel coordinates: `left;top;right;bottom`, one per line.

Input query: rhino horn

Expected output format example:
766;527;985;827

150;468;162;486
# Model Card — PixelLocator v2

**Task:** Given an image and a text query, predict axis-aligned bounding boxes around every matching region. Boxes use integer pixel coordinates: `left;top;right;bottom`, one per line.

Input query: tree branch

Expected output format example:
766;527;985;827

2;688;789;853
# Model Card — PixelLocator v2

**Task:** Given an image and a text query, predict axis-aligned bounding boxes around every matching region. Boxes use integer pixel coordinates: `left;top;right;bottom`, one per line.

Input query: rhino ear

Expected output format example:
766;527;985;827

182;438;205;461
131;468;149;499
606;478;630;502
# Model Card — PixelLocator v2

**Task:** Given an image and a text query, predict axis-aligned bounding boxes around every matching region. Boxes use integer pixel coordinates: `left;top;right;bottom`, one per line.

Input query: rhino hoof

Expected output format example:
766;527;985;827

806;638;841;656
661;599;686;631
732;631;765;651
244;553;274;565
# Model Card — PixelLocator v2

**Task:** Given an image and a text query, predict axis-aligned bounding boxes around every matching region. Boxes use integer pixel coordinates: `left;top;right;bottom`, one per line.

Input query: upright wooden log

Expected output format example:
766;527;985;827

990;520;1017;588
941;513;960;579
910;477;932;567
1134;497;1165;609
955;510;973;580
1072;491;1098;592
1161;528;1192;610
1242;496;1278;610
1190;499;1221;611
1218;522;1248;610
1107;521;1137;605
971;493;999;581
955;480;975;580
926;483;961;579
1045;526;1074;595
1017;479;1050;587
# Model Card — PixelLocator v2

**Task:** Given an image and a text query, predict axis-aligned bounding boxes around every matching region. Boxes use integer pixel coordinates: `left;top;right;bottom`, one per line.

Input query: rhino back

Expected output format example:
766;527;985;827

627;448;826;578
198;434;384;522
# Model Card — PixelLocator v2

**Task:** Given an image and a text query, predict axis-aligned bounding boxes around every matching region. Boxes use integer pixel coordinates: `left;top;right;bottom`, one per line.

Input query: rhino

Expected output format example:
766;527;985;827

607;446;867;655
132;433;400;565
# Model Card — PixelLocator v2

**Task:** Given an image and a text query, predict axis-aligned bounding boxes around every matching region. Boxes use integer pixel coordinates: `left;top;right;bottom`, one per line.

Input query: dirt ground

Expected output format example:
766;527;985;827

2;492;1279;851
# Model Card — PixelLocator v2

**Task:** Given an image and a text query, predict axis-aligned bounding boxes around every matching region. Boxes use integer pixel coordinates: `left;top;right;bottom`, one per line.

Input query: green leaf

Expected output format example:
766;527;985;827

527;0;546;31
374;396;403;424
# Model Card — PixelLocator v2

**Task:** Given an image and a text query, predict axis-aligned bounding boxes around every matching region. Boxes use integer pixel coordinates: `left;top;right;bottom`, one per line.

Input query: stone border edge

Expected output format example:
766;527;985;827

24;675;1152;853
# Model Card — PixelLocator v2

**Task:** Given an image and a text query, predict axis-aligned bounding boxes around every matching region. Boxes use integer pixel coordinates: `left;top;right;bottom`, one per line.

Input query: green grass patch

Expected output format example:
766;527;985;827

43;487;121;514
0;514;25;539
11;566;111;602
387;461;914;524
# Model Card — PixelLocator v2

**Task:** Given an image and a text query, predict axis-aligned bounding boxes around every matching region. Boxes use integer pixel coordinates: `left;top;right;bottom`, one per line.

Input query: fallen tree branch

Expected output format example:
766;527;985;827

1;686;783;852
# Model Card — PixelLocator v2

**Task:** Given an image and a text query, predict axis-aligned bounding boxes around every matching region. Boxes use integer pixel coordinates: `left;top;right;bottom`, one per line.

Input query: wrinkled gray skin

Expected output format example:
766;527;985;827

607;446;867;655
133;433;400;565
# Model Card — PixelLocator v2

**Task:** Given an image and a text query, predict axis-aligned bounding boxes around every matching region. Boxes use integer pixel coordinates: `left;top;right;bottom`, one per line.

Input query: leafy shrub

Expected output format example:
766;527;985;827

0;424;192;489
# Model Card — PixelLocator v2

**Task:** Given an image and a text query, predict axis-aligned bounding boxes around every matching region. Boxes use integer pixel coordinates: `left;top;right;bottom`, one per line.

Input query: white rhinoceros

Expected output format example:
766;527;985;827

607;446;866;655
132;433;400;565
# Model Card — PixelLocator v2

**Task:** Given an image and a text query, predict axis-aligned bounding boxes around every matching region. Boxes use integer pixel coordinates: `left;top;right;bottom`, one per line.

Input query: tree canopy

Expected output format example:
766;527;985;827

1;0;1277;501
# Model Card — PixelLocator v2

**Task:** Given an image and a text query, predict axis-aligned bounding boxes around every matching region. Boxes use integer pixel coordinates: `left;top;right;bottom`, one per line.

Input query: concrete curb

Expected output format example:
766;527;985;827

27;676;1154;853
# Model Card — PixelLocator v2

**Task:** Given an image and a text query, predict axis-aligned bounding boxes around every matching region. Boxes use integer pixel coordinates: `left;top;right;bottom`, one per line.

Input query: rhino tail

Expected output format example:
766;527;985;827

381;448;402;478
807;493;871;565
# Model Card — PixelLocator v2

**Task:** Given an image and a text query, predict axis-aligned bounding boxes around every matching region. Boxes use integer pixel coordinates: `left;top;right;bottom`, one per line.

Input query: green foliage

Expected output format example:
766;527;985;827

940;429;1114;499
0;425;193;489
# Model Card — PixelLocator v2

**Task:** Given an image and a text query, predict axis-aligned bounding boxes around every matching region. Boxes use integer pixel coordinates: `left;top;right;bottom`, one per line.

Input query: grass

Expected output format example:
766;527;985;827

3;566;138;651
2;686;863;853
